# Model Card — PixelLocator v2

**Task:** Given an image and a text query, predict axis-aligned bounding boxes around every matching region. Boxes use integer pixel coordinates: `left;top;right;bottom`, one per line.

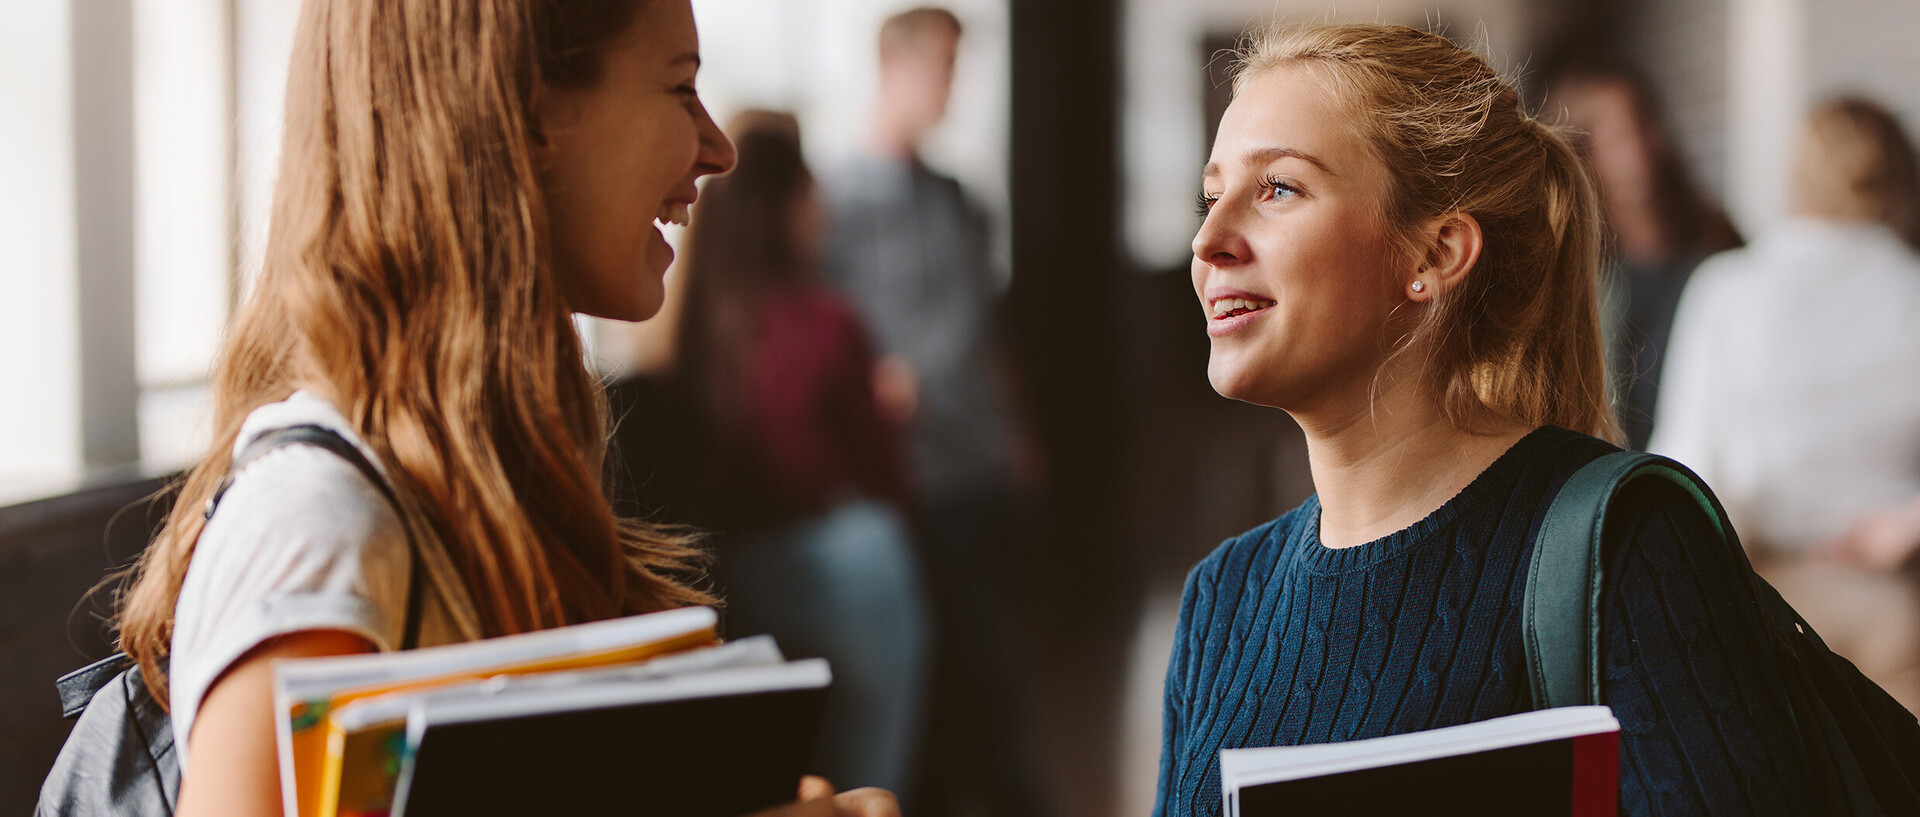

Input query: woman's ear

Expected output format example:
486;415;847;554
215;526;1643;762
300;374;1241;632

1407;211;1482;302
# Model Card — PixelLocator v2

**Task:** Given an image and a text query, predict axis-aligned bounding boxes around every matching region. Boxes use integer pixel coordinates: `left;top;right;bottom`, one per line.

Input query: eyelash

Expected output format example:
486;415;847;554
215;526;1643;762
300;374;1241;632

1261;175;1300;201
1194;175;1300;216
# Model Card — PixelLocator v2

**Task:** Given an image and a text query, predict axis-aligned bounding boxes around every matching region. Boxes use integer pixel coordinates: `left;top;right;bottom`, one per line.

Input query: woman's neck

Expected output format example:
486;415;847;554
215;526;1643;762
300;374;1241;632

1295;391;1530;549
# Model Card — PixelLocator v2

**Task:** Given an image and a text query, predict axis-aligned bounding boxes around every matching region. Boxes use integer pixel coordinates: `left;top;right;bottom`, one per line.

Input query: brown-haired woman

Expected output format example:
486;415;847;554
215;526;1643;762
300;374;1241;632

1548;65;1744;450
109;1;894;815
1156;23;1841;815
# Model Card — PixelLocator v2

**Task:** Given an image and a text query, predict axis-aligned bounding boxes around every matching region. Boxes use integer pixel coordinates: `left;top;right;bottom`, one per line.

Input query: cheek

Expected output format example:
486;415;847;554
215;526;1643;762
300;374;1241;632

646;115;703;179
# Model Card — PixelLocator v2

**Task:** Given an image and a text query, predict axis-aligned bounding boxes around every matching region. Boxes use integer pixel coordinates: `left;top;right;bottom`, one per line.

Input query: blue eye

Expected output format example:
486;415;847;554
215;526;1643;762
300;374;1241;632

1261;175;1300;202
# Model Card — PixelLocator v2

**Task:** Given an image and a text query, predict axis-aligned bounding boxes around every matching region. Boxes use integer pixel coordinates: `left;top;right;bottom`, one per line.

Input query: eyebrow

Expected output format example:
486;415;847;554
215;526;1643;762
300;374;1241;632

670;51;702;69
1201;147;1335;179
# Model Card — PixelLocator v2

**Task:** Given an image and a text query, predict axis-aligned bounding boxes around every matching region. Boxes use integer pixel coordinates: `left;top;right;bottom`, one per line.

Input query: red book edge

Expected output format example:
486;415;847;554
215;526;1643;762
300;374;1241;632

1570;731;1620;817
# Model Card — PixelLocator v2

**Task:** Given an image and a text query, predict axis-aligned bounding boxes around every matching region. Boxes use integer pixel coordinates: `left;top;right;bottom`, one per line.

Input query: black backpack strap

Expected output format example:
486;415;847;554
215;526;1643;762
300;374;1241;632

1522;451;1732;709
205;424;424;650
56;654;135;719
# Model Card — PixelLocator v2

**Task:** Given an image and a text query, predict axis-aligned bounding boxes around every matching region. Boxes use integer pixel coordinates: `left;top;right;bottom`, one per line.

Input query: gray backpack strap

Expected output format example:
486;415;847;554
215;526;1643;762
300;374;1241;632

1521;451;1731;709
38;663;179;816
41;424;420;817
57;653;136;719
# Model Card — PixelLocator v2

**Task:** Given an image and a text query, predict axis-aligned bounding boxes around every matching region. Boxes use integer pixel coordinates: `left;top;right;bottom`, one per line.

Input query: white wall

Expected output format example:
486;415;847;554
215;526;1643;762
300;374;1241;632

1724;0;1805;235
234;0;302;298
0;0;83;497
1624;0;1732;209
691;0;1010;255
134;0;231;389
1634;0;1920;238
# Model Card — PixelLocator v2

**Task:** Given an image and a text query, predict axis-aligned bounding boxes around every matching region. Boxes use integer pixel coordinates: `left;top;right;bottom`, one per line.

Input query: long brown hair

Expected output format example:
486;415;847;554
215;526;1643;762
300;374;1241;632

1235;24;1623;443
1547;64;1743;260
118;0;712;705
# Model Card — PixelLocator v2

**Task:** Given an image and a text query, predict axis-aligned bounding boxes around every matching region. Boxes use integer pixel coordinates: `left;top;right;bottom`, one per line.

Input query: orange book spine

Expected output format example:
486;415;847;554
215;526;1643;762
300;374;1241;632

285;627;718;817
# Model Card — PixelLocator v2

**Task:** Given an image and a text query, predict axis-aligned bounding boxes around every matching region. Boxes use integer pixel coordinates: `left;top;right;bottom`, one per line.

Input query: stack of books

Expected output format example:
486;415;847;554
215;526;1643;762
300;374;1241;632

1219;706;1621;817
270;606;830;817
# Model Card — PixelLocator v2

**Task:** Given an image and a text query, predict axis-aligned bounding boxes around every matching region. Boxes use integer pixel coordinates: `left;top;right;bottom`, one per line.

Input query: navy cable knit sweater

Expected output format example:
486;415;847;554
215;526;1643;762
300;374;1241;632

1154;426;1818;816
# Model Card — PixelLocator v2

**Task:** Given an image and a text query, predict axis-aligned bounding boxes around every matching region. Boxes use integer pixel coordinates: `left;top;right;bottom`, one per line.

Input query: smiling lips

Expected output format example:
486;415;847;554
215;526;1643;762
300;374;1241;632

1209;296;1276;319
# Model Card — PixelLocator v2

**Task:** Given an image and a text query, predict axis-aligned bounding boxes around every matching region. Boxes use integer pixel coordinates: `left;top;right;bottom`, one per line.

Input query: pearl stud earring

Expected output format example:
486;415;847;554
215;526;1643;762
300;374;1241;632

1410;281;1426;293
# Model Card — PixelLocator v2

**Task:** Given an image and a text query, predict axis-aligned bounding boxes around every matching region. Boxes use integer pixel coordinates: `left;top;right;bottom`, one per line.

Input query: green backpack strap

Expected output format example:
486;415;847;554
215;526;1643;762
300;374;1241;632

1523;450;1901;815
1521;451;1731;709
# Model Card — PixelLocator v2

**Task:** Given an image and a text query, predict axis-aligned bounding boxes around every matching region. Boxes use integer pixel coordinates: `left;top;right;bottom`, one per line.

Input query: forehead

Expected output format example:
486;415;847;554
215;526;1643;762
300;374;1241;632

1207;66;1372;178
617;0;699;65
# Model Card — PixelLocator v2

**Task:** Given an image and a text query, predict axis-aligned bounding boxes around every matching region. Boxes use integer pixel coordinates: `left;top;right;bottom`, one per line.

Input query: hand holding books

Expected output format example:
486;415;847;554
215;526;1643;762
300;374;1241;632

747;776;900;817
270;607;878;817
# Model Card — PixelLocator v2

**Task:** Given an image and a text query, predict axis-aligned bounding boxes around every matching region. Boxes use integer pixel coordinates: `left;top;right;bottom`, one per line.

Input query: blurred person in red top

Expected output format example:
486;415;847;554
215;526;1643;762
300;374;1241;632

664;112;932;799
677;112;915;530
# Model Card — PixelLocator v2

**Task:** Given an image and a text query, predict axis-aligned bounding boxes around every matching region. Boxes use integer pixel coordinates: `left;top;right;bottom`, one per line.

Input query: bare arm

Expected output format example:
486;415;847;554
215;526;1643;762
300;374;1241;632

175;630;377;817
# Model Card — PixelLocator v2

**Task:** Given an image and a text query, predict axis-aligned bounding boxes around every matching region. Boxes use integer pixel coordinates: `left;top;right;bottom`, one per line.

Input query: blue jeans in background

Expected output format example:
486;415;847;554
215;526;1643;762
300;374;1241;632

717;499;932;799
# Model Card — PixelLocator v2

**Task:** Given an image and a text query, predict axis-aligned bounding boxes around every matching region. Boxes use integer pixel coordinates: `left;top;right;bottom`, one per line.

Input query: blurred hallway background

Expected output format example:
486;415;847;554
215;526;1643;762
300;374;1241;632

7;0;1920;814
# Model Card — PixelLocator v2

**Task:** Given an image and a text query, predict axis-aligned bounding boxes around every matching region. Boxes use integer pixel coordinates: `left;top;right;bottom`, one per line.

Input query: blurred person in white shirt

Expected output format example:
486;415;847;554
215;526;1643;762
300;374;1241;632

1651;95;1920;710
1652;95;1920;555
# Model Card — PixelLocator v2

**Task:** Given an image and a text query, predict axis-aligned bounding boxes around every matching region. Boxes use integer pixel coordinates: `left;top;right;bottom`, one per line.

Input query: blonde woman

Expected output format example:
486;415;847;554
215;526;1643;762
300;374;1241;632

110;1;895;815
1156;24;1841;815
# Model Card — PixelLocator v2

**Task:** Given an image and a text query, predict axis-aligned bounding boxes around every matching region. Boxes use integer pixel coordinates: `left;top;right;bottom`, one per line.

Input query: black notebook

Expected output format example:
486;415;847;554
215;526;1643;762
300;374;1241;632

1220;706;1620;817
394;659;829;817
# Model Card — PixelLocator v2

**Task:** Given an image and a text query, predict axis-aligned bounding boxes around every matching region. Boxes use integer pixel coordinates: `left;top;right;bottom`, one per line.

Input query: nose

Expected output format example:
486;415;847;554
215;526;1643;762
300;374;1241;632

1191;205;1248;268
693;98;736;178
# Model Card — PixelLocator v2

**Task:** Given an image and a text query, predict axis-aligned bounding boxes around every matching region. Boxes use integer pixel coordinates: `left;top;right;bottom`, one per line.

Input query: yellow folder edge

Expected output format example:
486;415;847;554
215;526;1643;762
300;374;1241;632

283;627;718;817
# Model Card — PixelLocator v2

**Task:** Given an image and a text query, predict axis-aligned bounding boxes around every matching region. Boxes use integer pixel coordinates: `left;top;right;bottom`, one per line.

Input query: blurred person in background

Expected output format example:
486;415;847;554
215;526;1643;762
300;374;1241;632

1550;64;1743;449
1651;95;1920;709
821;7;1051;817
671;111;931;797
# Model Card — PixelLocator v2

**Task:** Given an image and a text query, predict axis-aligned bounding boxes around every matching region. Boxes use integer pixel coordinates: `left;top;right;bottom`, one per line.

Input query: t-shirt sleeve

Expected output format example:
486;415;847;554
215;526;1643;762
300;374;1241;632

168;444;410;769
1601;477;1818;816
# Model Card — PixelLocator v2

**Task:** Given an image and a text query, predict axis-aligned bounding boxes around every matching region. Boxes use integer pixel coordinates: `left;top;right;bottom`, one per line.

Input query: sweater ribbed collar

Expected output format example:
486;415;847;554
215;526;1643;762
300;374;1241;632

1289;426;1560;575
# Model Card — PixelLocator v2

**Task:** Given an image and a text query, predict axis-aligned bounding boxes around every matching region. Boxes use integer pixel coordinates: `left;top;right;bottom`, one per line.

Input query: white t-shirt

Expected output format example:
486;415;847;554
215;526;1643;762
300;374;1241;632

1651;219;1920;550
169;391;452;772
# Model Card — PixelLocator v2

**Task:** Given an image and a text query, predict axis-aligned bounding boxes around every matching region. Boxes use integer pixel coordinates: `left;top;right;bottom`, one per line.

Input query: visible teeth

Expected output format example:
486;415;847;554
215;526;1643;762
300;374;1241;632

656;202;690;227
1210;298;1274;317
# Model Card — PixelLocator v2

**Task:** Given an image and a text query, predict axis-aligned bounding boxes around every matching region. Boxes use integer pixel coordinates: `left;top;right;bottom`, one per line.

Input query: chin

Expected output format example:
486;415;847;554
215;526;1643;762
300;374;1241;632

1209;352;1300;409
1206;359;1260;404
